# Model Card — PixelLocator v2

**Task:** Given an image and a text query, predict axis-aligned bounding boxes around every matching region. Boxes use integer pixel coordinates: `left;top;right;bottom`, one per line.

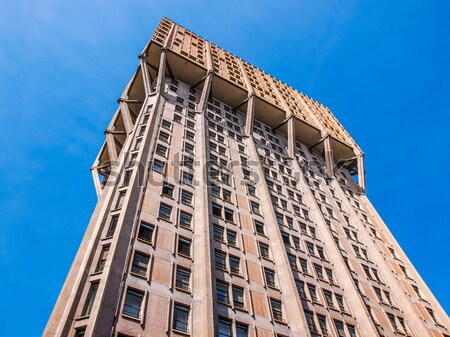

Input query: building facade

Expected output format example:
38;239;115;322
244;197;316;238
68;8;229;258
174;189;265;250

44;18;449;337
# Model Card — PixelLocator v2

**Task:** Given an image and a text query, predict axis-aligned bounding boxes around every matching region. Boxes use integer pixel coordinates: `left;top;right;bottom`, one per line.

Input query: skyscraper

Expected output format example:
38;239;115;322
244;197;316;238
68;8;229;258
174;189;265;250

44;17;449;337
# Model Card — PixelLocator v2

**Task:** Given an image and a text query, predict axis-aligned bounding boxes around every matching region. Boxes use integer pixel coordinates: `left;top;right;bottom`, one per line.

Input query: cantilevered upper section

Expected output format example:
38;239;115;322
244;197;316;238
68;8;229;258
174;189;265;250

145;17;361;162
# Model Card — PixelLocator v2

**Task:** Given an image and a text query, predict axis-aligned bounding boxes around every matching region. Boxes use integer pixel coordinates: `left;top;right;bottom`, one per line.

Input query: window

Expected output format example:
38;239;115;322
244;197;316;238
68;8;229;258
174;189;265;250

305;311;318;333
308;284;318;302
335;294;346;312
254;220;265;235
122;169;132;187
247;184;256;196
387;313;398;331
156;144;168;157
314;264;324;280
211;184;221;197
106;216;118;238
75;328;86;337
288;254;297;270
162;182;174;197
183;156;194;169
216;281;230;304
222;189;232;203
178;237;191;257
95;246;109;273
215;250;227;270
275;212;284;225
326;268;336;284
323;290;335;308
181;171;193;185
227;230;237;246
236;323;248;337
152;159;166;174
347;324;357;337
158;203;172;220
115;192;125;209
213;224;224;241
180;189;193;205
184;142;194;154
271;299;283;322
300;223;308;235
259;242;270;259
373;286;383;303
251;201;261;215
224;208;234;222
179;211;192;228
81;283;98;316
383;290;393;306
317;246;326;260
134;138;142;150
218;318;232;337
128;153;137;167
229;255;241;274
173;113;182;123
138;222;154;243
303;210;310;221
142;114;150;124
172;304;190;333
123;288;144;319
294;279;306;298
212;203;222;217
334;320;346;337
185;130;195;142
282;232;291;246
353;245;361;258
159;130;170;143
286;216;293;228
426;308;439;324
232;286;245;309
397;317;409;336
175;267;191;292
131;252;150;277
300;259;309;274
265;268;276;288
317;315;329;336
161;119;172;130
306;242;316;256
186;120;195;129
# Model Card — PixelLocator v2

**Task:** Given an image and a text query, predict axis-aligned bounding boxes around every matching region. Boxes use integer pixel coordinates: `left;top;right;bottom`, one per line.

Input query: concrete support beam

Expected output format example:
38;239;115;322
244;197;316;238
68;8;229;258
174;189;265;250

156;49;167;93
140;56;152;96
357;154;366;191
268;77;296;158
192;42;215;336
237;59;255;138
244;95;255;137
90;168;101;198
287;115;295;158
105;131;118;162
324;135;334;178
197;72;213;113
118;100;134;134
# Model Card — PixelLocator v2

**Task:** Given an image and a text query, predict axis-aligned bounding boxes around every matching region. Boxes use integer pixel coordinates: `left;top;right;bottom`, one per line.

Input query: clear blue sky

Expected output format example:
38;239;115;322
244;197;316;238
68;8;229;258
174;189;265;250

0;1;449;335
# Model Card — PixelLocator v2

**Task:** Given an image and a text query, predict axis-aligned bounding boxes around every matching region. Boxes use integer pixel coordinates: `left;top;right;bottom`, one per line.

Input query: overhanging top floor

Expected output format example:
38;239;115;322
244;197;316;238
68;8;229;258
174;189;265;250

144;18;361;161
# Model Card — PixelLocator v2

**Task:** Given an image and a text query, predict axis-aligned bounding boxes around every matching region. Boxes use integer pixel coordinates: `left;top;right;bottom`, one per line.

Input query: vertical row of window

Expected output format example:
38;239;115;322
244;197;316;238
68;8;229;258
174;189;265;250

299;144;414;337
206;98;258;337
118;84;199;334
78;104;155;330
253;119;363;336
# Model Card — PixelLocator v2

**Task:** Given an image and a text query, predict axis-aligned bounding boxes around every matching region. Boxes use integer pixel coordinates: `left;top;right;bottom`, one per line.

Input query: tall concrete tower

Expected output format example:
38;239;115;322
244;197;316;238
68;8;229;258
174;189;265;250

44;18;449;337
